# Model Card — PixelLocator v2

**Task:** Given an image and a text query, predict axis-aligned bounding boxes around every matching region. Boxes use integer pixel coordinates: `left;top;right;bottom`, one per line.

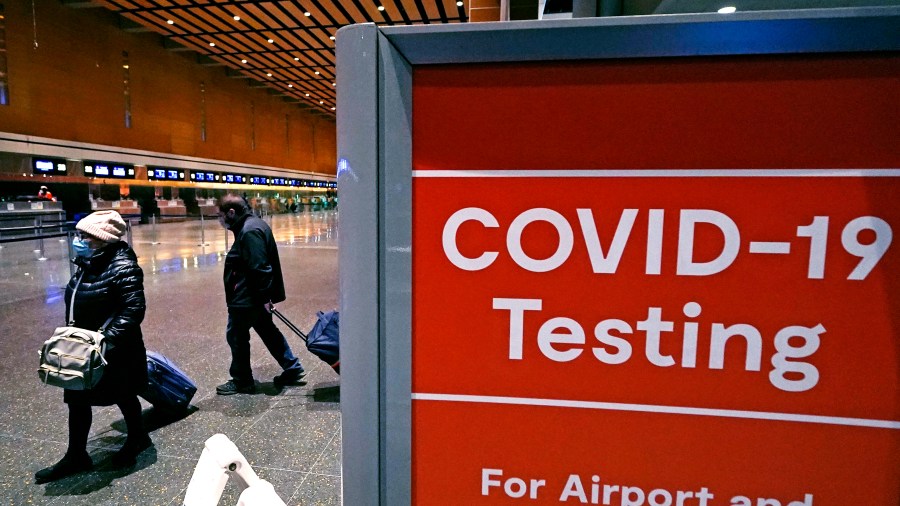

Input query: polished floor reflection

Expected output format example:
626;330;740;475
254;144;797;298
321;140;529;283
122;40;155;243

0;211;341;505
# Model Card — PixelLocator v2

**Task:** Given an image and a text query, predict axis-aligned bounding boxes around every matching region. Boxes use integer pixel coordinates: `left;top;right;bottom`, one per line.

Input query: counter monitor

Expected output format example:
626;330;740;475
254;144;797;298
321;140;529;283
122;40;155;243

32;157;68;175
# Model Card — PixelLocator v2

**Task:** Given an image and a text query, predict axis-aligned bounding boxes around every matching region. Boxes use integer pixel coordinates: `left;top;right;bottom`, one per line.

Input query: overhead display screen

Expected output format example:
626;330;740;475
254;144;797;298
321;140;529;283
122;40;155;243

84;161;135;179
190;170;219;183
207;173;334;187
147;167;185;181
222;173;247;184
32;157;68;175
293;179;335;188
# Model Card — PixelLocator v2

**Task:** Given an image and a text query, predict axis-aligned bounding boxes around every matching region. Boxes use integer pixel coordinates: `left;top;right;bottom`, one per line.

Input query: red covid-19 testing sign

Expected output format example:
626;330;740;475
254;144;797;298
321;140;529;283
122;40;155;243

410;55;900;505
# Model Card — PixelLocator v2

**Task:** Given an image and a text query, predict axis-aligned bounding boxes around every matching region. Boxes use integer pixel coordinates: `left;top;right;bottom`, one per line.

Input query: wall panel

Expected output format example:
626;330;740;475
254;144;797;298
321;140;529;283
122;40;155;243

0;0;335;176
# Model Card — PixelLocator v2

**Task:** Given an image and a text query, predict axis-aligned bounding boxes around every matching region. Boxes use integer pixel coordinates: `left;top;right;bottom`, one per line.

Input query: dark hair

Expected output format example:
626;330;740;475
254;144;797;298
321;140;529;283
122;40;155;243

218;194;249;216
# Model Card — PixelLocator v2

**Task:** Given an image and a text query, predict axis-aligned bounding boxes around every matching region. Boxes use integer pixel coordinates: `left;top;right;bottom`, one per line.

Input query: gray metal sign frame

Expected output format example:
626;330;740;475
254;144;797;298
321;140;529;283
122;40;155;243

336;8;900;505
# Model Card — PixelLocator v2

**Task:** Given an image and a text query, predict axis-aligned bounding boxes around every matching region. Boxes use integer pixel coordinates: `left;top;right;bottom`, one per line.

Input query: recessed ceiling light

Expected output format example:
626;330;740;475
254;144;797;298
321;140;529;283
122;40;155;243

267;73;273;77
314;71;320;75
167;19;174;25
288;84;293;88
304;11;311;16
305;93;310;97
268;38;275;43
331;107;335;110
377;5;385;11
210;42;216;47
329;35;335;41
319;101;324;104
294;57;300;61
717;6;737;13
241;59;248;64
457;0;463;5
233;15;241;21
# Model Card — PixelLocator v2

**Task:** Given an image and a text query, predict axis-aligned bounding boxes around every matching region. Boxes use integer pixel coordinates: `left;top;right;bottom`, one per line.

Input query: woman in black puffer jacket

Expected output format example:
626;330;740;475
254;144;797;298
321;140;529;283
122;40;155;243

35;210;152;484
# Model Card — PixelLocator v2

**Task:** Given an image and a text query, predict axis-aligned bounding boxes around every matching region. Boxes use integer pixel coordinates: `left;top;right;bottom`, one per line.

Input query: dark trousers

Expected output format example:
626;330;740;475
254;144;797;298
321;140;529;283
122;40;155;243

67;396;144;455
226;306;303;384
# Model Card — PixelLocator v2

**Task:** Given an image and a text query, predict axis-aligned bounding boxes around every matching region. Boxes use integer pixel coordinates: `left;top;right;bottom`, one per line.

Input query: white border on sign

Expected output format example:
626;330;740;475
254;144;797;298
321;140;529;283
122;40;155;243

412;393;900;429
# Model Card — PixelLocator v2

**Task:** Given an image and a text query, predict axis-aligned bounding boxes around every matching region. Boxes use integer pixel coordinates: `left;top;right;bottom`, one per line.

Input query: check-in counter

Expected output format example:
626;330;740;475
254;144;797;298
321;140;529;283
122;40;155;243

157;199;187;222
197;198;218;218
91;199;142;219
0;200;66;238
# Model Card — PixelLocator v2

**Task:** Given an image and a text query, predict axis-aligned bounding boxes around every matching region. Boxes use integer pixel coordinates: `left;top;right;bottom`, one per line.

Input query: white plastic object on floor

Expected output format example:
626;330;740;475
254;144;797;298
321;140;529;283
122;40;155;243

183;433;287;506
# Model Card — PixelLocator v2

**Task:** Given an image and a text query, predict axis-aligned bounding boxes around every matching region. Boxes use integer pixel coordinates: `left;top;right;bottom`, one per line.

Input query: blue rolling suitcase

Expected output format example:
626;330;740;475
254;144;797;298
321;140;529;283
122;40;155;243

141;351;197;412
273;309;340;374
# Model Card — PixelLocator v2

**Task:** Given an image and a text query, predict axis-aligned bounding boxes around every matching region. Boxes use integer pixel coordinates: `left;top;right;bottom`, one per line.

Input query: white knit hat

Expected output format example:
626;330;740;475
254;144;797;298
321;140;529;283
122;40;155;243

76;210;127;243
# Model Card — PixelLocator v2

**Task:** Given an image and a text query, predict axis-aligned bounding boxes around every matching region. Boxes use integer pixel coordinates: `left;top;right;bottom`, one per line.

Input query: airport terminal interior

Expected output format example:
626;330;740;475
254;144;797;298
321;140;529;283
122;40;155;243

0;213;340;505
0;0;895;505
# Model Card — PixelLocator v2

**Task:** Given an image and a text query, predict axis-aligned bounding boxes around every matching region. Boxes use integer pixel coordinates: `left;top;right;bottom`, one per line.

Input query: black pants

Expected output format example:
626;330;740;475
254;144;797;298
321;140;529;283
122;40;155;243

67;396;144;455
226;306;304;384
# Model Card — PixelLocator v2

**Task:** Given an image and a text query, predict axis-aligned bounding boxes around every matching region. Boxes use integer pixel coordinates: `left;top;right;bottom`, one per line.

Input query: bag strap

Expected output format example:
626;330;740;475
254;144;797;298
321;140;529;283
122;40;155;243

67;271;85;326
68;270;117;332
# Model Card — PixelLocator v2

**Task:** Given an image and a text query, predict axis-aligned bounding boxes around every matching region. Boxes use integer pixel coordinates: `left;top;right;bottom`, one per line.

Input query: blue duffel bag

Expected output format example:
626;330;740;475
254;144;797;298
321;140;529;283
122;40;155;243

141;351;197;412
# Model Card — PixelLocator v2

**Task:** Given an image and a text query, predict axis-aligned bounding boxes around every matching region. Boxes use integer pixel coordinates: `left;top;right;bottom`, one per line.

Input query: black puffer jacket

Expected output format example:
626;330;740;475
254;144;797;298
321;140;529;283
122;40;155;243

63;241;148;406
224;213;286;308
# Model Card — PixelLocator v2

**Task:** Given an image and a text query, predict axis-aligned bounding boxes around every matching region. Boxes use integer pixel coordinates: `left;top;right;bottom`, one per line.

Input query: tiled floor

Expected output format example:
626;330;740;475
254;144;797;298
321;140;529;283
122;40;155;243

0;210;341;505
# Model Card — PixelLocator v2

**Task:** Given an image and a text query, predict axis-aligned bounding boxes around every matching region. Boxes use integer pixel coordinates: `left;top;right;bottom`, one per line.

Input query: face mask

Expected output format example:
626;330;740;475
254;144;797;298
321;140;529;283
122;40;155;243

72;237;93;257
218;210;236;230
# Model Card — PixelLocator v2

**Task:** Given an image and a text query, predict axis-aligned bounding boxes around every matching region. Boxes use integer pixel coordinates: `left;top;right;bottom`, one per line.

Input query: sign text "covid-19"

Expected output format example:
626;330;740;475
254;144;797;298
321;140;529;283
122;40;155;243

442;208;892;280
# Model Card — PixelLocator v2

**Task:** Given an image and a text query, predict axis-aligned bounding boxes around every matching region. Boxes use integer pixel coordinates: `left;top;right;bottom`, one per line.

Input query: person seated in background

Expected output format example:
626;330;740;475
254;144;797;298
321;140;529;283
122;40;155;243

37;186;56;201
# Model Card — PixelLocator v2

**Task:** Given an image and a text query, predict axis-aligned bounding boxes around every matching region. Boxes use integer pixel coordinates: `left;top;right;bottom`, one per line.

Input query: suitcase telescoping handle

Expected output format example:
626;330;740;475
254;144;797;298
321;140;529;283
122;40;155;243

271;308;308;343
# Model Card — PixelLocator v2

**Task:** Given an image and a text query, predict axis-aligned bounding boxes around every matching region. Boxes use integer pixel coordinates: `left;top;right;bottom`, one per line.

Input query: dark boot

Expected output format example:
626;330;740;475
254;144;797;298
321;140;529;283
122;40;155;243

111;434;153;467
35;451;92;484
112;396;153;467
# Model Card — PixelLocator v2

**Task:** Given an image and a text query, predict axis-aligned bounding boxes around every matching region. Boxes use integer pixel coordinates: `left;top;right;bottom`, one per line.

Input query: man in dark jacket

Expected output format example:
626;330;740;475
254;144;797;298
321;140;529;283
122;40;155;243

216;194;306;395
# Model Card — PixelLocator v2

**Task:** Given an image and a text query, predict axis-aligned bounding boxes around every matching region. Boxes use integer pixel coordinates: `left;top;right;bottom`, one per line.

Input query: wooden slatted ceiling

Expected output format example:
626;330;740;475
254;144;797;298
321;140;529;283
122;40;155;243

93;0;468;116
